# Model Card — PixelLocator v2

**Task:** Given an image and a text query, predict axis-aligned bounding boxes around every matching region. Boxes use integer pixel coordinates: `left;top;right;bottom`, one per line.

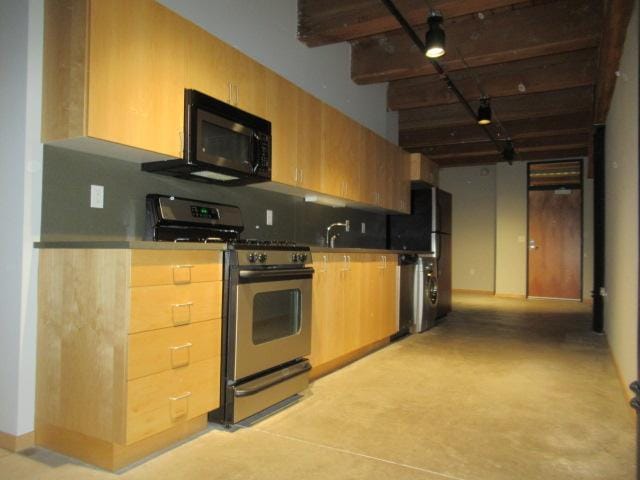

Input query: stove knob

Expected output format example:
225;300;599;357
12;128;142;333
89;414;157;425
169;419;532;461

291;253;300;262
258;253;267;263
247;252;257;263
298;253;308;263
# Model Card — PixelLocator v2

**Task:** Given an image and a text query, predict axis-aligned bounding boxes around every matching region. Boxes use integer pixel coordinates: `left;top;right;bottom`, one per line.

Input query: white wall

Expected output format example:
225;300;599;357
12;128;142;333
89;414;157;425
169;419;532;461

604;0;638;389
158;0;398;143
495;162;528;296
440;166;496;292
0;0;43;436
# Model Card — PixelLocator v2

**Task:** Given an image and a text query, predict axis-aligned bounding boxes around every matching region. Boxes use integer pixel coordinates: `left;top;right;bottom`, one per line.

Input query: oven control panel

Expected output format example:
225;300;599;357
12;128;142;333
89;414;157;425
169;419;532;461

240;250;311;266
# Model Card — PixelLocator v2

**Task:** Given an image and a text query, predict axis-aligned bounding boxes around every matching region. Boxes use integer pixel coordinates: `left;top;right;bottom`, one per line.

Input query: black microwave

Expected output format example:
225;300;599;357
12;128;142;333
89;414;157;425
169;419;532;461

142;89;271;185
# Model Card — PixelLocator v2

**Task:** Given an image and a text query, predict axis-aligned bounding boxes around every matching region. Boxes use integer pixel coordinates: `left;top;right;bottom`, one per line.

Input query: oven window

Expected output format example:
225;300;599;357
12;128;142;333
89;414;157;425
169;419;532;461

252;289;301;345
200;118;251;167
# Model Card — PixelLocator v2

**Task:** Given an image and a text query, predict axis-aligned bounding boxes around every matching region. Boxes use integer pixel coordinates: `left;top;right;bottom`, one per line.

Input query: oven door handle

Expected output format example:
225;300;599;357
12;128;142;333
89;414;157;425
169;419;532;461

238;267;315;280
234;361;311;398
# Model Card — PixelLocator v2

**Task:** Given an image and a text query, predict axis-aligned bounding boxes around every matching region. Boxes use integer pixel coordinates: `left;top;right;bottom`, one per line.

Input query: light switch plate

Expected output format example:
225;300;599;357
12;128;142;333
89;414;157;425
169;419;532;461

266;209;273;226
90;185;104;209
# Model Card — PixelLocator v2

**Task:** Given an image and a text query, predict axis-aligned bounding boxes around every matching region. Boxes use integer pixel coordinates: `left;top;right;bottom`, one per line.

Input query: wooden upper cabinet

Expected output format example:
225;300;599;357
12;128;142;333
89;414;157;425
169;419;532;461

185;23;234;107
297;92;323;192
321;105;363;201
410;153;439;186
88;0;186;158
267;72;299;185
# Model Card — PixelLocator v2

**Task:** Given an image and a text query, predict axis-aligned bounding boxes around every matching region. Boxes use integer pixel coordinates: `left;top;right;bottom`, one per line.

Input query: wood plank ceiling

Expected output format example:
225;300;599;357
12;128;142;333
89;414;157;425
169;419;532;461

297;0;634;167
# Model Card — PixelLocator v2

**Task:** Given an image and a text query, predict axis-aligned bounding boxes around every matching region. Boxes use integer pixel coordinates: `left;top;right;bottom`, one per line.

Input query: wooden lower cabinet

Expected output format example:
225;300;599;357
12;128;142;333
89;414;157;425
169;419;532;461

36;248;223;471
310;252;398;375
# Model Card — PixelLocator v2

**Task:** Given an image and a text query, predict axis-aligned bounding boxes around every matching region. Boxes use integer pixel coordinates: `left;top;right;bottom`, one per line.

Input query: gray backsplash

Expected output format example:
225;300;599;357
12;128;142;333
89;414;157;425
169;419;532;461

41;146;388;248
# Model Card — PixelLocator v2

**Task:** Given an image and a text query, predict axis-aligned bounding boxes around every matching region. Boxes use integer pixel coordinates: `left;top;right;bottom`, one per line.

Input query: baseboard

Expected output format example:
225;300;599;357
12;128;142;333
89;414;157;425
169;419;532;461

495;292;526;299
605;342;634;404
310;338;390;381
452;289;495;296
0;430;35;452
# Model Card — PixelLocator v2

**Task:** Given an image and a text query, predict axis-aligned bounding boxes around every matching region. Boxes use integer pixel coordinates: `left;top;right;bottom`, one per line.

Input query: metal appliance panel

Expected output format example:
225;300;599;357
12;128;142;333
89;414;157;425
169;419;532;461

233;276;312;380
231;360;310;423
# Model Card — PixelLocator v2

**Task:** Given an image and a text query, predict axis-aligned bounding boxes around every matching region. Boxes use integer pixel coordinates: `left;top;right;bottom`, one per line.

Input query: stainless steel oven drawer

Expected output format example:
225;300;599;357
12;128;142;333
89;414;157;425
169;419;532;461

231;360;310;423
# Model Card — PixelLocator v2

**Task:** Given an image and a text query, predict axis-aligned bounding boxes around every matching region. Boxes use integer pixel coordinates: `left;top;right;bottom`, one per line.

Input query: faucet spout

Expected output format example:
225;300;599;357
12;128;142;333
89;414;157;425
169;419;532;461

325;220;350;247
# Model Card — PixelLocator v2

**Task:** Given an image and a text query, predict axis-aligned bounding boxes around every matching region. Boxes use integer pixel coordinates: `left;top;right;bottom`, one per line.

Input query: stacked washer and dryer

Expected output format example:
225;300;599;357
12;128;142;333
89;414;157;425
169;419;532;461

389;186;452;333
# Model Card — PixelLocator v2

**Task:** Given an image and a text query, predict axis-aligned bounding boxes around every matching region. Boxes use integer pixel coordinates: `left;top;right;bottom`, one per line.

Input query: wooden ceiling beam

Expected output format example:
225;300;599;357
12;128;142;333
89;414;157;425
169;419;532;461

388;49;596;110
593;0;636;123
297;0;527;47
351;0;601;84
435;148;588;167
399;86;593;131
419;133;590;158
400;111;593;148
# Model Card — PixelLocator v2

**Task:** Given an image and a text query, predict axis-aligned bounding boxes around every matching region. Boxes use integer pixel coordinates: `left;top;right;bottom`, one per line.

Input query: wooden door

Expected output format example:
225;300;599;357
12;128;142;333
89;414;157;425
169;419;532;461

297;93;322;191
229;51;266;118
527;161;582;299
382;254;398;337
266;72;299;185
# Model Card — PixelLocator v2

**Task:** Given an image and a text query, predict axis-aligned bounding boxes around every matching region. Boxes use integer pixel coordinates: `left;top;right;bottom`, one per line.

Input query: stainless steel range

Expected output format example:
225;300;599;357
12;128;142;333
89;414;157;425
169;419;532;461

145;194;313;425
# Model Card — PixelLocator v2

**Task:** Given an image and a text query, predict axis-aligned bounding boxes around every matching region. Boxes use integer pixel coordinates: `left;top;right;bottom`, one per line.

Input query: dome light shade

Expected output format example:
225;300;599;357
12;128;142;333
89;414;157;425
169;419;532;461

477;97;492;125
425;12;445;58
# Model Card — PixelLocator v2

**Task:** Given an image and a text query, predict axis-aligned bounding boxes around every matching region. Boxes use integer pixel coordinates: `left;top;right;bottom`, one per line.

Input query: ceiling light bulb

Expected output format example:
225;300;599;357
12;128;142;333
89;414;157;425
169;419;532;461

425;12;445;59
477;97;492;125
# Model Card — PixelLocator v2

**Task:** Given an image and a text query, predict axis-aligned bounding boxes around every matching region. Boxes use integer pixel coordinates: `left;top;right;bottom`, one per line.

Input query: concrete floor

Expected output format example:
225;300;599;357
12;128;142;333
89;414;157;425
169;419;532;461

1;294;635;479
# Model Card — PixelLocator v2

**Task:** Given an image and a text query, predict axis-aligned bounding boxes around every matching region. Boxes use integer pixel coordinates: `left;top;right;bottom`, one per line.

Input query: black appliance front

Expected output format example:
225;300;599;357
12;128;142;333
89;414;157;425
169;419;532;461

142;89;271;186
387;188;433;251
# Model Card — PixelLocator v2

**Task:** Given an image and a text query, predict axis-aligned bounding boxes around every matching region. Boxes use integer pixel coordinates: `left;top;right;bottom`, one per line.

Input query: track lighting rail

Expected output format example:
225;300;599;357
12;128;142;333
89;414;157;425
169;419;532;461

380;0;515;163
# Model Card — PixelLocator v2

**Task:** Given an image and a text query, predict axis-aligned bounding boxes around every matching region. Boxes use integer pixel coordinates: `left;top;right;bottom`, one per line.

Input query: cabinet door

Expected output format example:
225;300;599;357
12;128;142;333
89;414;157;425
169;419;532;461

343;120;364;202
87;0;185;158
382;255;398;337
267;72;299;185
185;23;234;105
321;105;347;197
297;93;323;192
359;254;381;345
341;253;362;352
230;50;267;118
362;130;380;206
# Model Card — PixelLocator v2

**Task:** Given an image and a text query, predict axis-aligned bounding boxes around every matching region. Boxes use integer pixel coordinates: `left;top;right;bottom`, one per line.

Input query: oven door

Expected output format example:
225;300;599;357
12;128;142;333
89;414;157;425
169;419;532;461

232;267;312;381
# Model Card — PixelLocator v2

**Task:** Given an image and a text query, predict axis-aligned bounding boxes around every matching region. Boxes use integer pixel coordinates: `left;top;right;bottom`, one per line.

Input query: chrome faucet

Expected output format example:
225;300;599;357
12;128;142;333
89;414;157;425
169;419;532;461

326;220;350;247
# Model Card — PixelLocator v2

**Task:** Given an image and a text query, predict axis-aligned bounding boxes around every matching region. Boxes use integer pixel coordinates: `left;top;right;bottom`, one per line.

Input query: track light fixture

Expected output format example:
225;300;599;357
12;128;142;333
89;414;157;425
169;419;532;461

502;140;515;164
477;97;492;125
425;11;445;58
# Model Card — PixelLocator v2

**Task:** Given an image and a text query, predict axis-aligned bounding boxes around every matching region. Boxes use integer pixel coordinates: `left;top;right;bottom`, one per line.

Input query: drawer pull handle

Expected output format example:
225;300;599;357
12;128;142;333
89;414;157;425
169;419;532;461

172;302;193;326
169;391;192;420
173;264;194;284
170;342;193;368
169;391;192;402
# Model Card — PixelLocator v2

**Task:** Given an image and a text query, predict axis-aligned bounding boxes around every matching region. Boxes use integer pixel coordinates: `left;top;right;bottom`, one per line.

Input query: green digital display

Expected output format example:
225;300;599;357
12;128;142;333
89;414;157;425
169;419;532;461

190;205;219;220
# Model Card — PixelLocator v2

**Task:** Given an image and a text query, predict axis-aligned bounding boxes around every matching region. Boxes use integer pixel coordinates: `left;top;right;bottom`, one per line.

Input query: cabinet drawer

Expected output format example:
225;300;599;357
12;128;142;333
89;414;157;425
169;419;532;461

130;282;222;333
130;250;222;287
128;319;221;380
126;357;219;444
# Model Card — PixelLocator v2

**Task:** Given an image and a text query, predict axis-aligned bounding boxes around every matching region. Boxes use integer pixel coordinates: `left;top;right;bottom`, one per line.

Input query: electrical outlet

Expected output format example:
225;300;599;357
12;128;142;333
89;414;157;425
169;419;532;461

361;222;366;234
266;209;273;226
90;185;104;209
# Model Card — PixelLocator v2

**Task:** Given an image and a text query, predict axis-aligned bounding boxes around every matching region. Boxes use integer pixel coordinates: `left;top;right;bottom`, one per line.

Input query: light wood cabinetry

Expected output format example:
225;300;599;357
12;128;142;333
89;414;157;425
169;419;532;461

321;105;364;201
36;248;223;471
310;252;398;374
410;152;440;186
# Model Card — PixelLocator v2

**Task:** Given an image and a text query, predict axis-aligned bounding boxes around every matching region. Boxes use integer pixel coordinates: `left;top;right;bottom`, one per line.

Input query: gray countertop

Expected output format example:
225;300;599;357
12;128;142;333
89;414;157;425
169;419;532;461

34;240;227;250
34;241;428;256
310;246;430;256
